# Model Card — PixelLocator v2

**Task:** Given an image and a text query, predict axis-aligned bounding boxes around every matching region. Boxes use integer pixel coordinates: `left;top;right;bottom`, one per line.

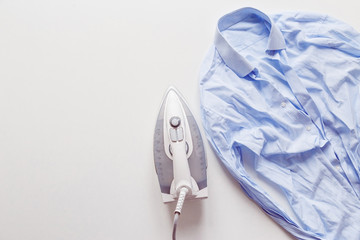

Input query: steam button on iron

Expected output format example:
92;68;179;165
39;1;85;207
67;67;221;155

177;127;184;141
170;128;178;142
170;117;181;128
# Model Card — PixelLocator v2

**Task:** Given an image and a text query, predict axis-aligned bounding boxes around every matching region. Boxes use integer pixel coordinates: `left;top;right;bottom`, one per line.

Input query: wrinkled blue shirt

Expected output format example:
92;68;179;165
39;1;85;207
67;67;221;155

199;7;360;239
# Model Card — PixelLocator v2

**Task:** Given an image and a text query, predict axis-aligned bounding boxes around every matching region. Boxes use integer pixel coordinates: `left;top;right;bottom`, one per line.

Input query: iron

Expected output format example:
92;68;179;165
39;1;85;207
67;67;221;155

153;86;208;203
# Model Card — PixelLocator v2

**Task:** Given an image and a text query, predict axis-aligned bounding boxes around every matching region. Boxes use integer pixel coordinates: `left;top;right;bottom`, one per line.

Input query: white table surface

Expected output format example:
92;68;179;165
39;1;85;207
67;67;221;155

0;0;359;239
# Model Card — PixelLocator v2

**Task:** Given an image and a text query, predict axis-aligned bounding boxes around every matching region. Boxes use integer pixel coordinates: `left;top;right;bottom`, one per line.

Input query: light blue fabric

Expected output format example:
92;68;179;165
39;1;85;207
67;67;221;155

199;7;360;239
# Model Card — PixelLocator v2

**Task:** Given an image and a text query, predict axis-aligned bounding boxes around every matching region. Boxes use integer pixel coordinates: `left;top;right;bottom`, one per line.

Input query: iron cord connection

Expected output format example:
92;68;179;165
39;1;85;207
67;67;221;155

172;187;188;240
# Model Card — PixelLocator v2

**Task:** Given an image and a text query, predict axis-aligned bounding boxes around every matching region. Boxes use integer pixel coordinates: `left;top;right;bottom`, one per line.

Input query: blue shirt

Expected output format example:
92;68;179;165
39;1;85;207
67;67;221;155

199;7;360;239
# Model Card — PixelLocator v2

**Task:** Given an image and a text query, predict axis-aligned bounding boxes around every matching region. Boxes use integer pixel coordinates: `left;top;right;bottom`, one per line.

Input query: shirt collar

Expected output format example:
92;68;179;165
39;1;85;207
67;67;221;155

214;7;286;77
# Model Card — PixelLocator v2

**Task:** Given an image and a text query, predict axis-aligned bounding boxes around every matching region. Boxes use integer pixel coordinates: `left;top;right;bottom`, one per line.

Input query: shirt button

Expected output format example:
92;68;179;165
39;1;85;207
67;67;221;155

306;126;311;131
281;102;286;108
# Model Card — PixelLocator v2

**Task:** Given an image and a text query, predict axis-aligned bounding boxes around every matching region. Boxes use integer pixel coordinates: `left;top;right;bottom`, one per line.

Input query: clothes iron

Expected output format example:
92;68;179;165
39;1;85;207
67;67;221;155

153;86;207;239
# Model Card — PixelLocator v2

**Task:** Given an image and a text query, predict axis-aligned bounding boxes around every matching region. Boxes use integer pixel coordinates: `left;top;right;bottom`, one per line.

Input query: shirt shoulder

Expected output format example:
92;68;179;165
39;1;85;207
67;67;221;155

272;11;360;46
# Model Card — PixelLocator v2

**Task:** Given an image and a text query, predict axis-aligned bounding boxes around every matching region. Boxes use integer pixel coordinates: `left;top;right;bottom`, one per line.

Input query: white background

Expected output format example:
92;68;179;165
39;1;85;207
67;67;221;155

0;0;359;239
